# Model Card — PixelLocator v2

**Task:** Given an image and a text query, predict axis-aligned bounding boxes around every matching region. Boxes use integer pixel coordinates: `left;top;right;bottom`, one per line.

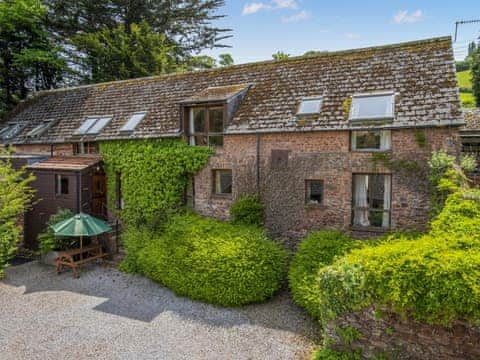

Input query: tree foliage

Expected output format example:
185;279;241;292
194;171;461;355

272;51;290;61
0;0;67;115
72;22;178;83
218;53;234;67
472;48;480;107
0;153;35;277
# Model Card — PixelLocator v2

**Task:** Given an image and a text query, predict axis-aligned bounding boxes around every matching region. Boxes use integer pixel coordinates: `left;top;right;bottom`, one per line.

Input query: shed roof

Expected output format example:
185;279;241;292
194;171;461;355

1;36;462;145
27;156;102;171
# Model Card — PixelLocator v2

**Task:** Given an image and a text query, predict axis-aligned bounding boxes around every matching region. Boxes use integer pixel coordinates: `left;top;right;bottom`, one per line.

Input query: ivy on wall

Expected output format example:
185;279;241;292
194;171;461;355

100;139;213;227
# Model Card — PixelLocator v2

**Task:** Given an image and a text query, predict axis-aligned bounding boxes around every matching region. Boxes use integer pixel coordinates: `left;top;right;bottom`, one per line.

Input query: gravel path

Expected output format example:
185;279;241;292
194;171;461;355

0;261;318;360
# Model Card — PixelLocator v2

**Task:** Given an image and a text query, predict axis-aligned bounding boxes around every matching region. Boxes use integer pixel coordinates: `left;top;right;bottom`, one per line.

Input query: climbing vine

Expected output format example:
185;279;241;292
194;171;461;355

100;139;213;228
370;152;422;174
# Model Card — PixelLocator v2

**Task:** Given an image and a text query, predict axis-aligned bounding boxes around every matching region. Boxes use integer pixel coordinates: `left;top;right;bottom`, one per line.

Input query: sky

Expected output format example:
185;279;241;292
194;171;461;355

203;0;480;64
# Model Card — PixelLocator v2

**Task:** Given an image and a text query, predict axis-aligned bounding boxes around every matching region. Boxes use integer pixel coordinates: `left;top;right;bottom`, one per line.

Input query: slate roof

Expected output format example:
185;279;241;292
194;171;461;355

461;108;480;133
0;36;463;145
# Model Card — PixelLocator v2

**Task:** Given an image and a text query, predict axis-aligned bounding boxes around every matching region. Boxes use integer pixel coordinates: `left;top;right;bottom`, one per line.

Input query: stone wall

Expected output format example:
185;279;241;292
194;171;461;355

194;127;460;241
326;307;480;359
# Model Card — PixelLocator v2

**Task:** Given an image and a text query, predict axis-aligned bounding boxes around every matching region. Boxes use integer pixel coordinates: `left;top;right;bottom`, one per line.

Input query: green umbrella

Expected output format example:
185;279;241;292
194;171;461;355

51;212;112;248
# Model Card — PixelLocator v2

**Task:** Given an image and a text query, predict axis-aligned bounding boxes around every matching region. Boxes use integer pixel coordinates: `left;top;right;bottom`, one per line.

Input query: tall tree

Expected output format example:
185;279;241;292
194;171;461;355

472;49;480;107
44;0;231;57
218;53;233;67
72;21;178;83
0;0;67;115
0;151;35;278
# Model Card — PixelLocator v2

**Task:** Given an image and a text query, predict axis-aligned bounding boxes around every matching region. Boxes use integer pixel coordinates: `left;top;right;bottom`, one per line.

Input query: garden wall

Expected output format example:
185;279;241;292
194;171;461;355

326;307;480;360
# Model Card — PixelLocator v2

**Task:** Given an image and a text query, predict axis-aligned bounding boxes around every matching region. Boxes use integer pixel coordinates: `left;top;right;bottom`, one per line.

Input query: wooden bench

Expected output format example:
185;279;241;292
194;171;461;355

56;244;107;278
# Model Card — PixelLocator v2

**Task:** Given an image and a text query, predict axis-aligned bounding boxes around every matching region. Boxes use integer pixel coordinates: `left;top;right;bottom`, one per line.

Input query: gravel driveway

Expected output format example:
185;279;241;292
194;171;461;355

0;261;318;360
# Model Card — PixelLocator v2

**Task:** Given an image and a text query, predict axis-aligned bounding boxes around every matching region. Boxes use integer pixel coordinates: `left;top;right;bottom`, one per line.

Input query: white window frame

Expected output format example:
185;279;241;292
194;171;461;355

351;130;391;151
349;92;395;121
296;97;323;116
120;111;147;132
74;116;112;135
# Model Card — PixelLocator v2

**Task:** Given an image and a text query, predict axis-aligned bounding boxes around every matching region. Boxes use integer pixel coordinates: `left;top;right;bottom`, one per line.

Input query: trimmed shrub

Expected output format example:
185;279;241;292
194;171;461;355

230;194;264;226
288;230;359;319
136;212;287;306
119;226;154;274
316;190;480;326
38;208;75;254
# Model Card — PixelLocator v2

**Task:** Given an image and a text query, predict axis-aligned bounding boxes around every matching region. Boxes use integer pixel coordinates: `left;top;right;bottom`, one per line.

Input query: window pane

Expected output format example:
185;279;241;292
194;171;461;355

209;135;224;147
354;131;381;149
215;170;232;194
120;112;147;132
353;174;391;228
297;98;322;115
209;108;224;132
61;178;69;195
351;94;394;119
74;118;97;135
306;180;323;204
87;117;112;134
192;108;206;133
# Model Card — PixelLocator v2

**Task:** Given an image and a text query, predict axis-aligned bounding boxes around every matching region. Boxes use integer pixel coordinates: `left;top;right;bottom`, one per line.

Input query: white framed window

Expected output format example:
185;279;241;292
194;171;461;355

353;174;391;228
297;97;323;116
74;116;112;135
120;112;147;132
213;169;232;195
350;93;395;121
351;130;391;151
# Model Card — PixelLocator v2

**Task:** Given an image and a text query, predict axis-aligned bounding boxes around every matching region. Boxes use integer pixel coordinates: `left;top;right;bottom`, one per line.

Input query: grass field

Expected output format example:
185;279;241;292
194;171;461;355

457;70;472;89
457;70;476;108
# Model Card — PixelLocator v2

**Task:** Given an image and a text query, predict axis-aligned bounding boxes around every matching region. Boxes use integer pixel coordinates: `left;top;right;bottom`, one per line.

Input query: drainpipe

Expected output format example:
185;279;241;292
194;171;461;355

256;133;261;192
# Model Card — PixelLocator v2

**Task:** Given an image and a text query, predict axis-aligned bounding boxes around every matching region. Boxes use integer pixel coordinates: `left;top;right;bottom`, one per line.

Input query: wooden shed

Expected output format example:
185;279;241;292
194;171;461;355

24;156;107;248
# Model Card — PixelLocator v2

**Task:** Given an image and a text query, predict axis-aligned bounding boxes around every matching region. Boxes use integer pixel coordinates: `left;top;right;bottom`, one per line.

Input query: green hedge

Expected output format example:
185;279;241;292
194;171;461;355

230;194;264;226
288;230;359;319
316;190;480;325
136;212;288;306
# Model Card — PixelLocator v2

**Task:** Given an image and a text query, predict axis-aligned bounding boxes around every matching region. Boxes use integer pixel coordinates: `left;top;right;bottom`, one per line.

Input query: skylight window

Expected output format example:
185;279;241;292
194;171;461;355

350;93;395;121
120;112;147;132
297;97;323;116
27;120;53;138
0;122;26;140
74;116;112;135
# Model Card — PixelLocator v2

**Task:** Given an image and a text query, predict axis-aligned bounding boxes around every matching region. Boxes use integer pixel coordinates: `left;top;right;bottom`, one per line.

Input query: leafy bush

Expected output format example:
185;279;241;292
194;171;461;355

288;230;359;319
100;139;213;228
38;208;75;254
135;212;287;306
119;226;154;274
316;190;480;326
311;347;362;360
0;155;35;277
230;194;264;226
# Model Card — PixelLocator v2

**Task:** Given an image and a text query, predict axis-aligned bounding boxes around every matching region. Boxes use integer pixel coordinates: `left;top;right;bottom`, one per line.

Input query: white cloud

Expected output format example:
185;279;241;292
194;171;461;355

393;9;424;24
242;0;298;15
282;10;311;23
242;2;270;15
345;33;360;40
273;0;298;9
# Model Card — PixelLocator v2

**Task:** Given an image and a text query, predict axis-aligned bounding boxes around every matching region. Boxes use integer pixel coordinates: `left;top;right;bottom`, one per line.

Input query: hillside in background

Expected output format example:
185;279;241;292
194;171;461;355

457;70;475;108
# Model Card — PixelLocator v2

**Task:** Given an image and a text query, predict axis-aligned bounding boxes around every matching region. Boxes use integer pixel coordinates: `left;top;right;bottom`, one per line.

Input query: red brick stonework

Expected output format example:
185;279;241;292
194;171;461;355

194;127;460;241
326;308;480;359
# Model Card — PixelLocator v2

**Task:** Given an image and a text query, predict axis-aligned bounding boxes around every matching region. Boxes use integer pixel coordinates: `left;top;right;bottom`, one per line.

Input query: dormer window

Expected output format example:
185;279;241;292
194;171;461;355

74;116;112;135
188;107;224;146
350;93;395;121
297;97;323;116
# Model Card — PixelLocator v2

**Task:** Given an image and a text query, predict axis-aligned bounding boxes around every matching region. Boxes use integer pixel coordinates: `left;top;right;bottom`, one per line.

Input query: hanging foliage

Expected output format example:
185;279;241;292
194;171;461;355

99;139;213;228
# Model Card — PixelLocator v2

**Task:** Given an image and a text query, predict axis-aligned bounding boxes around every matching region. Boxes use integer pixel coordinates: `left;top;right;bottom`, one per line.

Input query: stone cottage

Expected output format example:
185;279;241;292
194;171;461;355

0;36;465;246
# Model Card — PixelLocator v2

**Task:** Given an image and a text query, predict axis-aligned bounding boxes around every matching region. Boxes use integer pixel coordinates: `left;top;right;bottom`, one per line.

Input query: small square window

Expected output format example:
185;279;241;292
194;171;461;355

55;175;69;195
350;93;394;120
297;97;323;116
351;130;391;151
213;169;232;195
306;180;323;205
